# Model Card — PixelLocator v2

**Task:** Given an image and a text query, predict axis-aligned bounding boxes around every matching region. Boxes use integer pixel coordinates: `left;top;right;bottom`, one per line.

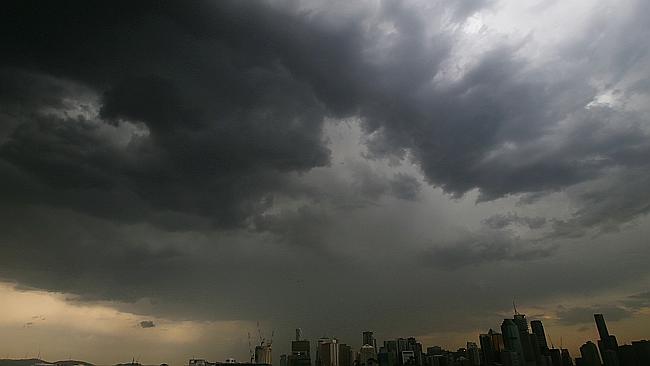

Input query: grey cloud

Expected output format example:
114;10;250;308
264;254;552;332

555;305;633;326
389;173;421;201
139;320;156;328
422;231;556;270
483;212;547;230
623;291;650;310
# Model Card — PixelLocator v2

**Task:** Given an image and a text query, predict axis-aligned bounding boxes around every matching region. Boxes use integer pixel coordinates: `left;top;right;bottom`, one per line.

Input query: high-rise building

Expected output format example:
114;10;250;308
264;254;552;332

360;344;378;366
530;320;549;352
501;319;525;364
594;314;619;366
338;344;353;366
561;349;574;366
580;341;602;366
317;338;339;366
631;340;650;365
466;342;480;366
290;330;311;366
479;329;504;366
378;346;396;366
363;332;377;351
549;348;561;366
255;345;272;365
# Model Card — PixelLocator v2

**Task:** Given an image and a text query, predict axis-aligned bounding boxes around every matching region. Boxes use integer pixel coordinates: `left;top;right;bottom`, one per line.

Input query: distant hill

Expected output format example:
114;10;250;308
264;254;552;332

0;359;94;366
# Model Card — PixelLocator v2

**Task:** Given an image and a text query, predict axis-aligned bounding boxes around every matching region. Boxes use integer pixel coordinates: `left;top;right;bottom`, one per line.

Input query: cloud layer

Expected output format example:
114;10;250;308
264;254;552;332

1;0;650;362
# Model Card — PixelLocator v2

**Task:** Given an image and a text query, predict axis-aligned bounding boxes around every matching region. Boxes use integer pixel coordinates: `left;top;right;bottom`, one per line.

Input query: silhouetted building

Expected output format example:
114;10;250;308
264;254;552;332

466;342;480;366
339;344;353;366
255;345;272;365
530;320;549;354
502;319;525;364
618;345;638;366
594;314;619;366
479;329;504;366
631;340;650;365
317;338;339;366
290;331;312;366
549;348;561;366
561;349;573;366
364;332;378;351
378;346;397;366
360;344;377;366
579;341;602;366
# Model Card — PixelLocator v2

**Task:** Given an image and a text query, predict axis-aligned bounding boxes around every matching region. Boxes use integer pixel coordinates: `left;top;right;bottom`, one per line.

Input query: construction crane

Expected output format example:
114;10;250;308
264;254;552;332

248;332;254;363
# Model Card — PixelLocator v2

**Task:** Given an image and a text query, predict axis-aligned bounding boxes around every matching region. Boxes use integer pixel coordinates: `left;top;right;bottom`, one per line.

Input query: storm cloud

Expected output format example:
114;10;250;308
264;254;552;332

1;0;650;361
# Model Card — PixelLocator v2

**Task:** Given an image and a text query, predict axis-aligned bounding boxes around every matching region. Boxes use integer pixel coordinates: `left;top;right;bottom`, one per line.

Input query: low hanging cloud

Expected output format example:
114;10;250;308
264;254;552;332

555;305;634;326
139;320;156;329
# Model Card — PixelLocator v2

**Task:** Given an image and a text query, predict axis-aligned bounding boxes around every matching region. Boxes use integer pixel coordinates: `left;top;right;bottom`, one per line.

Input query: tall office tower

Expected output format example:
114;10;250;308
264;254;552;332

466;342;480;366
513;314;529;333
290;331;311;366
631;340;650;365
396;339;408;366
406;337;423;366
363;332;377;350
480;329;504;366
317;338;339;366
281;354;289;366
561;349;574;366
360;344;378;366
255;344;273;365
617;345;638;366
378;346;396;366
511;313;537;366
530;320;549;352
384;341;398;366
500;350;521;366
580;341;602;366
594;314;620;366
502;319;525;364
549;348;561;366
339;344;353;366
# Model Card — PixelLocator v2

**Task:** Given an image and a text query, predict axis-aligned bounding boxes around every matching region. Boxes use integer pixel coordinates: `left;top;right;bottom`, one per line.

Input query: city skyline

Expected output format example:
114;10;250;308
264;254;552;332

2;0;650;365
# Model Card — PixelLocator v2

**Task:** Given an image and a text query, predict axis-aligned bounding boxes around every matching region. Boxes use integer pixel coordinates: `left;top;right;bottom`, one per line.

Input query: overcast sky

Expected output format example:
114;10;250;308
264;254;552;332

1;0;650;364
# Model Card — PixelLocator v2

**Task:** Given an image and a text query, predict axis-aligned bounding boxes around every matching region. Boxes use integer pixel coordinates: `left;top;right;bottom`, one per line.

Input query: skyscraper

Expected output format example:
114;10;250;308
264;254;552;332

338;344;353;366
594;314;619;366
255;344;272;365
317;338;339;366
466;342;480;366
479;329;504;366
530;320;549;352
290;329;311;366
363;331;377;351
579;341;602;366
360;344;377;366
501;319;525;365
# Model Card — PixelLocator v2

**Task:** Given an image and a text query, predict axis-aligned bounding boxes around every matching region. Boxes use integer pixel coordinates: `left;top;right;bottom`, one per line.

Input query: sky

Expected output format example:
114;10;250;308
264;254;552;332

1;0;650;364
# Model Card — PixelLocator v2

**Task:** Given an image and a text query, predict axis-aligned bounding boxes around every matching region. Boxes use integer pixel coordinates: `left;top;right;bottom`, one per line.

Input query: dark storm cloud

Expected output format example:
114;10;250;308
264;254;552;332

2;0;648;235
0;0;336;229
483;212;547;230
422;231;556;270
139;320;156;328
555;305;633;326
389;173;421;201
